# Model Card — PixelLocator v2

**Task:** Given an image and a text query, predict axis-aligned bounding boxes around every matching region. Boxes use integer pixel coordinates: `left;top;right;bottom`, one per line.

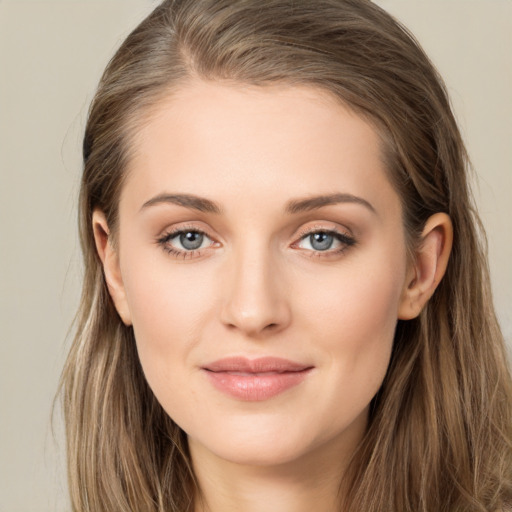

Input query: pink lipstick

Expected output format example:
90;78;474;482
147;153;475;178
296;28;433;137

202;357;313;401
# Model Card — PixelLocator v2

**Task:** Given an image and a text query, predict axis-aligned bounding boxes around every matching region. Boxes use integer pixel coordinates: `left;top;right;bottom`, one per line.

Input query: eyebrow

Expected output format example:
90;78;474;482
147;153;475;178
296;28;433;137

140;192;376;215
140;193;223;214
285;193;376;215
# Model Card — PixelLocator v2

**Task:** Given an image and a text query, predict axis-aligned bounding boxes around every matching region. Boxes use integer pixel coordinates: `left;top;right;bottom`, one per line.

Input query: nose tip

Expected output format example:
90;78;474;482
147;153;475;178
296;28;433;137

223;309;282;336
219;252;291;337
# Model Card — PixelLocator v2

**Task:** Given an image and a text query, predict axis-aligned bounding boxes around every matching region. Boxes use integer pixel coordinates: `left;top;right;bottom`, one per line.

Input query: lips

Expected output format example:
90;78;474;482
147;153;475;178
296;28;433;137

202;357;313;401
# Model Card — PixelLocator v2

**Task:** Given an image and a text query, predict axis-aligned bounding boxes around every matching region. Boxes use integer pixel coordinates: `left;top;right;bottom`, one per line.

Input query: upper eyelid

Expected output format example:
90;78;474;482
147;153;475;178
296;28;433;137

294;223;354;239
158;223;212;239
157;224;350;238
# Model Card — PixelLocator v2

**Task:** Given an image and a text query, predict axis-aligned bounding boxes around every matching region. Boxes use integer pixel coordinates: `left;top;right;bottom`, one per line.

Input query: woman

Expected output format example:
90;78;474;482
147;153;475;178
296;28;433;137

59;0;512;510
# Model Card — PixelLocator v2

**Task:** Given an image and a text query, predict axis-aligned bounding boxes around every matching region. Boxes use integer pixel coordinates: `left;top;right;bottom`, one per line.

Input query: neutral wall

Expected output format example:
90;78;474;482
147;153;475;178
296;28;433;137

0;1;510;510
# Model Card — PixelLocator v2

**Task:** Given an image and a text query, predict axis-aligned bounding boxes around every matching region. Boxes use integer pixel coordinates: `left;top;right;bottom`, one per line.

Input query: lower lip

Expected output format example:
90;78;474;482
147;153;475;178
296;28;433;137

203;369;312;401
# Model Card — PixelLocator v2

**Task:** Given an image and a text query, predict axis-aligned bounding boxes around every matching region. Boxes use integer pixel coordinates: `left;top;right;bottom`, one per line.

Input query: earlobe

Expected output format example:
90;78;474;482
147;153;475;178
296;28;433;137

92;209;132;326
398;212;453;320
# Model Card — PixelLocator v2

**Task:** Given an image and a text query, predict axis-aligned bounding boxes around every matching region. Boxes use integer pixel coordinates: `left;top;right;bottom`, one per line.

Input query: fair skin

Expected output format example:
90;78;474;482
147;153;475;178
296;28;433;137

93;81;452;512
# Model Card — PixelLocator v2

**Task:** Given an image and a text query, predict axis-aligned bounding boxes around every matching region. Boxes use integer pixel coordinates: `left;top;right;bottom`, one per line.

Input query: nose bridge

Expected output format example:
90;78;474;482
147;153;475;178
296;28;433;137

220;237;290;336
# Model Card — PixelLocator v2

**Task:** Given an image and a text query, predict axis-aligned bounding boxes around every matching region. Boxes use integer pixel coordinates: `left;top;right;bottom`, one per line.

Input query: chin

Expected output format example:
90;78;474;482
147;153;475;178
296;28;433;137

199;435;310;467
186;414;339;469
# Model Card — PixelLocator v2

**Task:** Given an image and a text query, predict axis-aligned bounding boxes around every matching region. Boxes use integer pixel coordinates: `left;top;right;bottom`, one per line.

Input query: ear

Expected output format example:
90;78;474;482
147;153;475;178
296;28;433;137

92;209;132;325
398;212;453;320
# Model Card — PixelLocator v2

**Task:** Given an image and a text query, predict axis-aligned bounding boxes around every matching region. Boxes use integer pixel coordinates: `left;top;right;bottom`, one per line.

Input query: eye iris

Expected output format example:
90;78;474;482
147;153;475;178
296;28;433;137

179;231;203;250
310;232;333;251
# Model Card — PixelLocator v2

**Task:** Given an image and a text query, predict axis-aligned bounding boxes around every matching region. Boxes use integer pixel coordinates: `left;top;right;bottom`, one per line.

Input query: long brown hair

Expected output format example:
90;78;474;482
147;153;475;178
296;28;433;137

59;1;512;510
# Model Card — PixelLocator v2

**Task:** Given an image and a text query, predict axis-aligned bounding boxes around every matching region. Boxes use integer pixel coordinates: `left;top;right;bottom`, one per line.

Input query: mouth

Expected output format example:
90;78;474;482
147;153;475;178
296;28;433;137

201;357;314;401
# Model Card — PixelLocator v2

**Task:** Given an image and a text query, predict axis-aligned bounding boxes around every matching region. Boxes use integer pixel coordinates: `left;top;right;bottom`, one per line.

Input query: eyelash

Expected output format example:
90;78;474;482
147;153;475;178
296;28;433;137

293;226;356;257
156;225;213;259
156;225;356;259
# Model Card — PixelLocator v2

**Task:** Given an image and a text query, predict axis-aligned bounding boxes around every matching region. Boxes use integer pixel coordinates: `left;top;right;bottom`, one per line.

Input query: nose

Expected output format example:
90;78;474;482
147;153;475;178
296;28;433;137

219;244;291;337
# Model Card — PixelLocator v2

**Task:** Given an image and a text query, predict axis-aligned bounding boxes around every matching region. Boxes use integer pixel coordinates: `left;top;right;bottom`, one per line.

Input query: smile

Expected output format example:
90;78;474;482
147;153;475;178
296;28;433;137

202;357;314;401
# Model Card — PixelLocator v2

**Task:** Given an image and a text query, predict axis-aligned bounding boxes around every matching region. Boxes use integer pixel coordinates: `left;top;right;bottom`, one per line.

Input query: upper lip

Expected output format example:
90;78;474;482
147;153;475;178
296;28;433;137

202;357;313;373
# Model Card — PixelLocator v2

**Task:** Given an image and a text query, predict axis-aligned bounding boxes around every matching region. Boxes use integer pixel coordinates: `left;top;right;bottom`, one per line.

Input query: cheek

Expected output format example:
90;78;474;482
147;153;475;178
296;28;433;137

296;255;405;407
121;253;215;390
298;254;404;343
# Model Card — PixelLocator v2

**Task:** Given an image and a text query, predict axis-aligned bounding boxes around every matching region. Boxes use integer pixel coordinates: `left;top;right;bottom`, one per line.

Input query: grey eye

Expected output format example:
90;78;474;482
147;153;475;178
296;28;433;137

179;231;204;250
309;232;334;251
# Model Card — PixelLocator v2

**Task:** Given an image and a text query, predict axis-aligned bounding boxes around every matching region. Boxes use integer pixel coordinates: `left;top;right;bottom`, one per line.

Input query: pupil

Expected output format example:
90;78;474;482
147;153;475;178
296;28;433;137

180;232;203;250
311;232;333;251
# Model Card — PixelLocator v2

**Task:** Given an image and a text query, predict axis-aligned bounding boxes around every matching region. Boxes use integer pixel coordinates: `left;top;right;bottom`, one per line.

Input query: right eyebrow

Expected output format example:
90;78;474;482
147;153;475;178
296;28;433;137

139;193;223;214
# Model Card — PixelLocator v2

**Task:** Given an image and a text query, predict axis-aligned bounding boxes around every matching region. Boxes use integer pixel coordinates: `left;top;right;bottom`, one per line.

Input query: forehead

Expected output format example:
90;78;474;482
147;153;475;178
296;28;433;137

121;80;399;219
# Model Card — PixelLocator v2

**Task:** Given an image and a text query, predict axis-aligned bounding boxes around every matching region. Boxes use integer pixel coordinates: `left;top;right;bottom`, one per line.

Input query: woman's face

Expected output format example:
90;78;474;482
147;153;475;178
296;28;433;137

104;81;412;467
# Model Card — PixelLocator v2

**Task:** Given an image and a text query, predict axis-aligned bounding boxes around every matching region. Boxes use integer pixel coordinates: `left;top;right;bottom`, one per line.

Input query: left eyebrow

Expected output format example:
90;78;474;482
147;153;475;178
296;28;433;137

285;193;376;215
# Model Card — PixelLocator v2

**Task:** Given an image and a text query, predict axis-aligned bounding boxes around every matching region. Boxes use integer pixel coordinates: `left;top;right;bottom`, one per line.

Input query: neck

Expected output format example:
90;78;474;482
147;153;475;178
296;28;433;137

190;415;365;512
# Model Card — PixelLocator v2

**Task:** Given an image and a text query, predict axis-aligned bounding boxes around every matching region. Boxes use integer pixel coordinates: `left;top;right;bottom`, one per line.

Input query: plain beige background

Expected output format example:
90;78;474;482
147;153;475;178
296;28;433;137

0;1;510;510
